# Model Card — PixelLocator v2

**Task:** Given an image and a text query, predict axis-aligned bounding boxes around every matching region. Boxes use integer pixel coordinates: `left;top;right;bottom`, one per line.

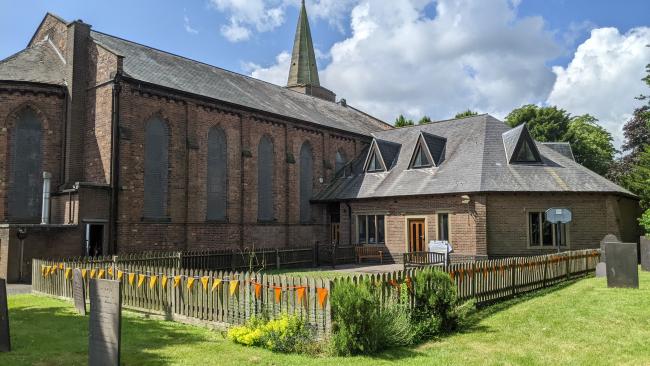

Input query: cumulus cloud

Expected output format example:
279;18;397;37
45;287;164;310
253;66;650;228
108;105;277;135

243;51;292;86
184;15;199;35
211;0;285;42
547;27;650;147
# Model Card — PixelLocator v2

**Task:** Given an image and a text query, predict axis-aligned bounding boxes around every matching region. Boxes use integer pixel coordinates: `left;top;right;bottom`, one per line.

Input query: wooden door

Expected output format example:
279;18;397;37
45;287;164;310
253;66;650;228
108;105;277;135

409;219;425;252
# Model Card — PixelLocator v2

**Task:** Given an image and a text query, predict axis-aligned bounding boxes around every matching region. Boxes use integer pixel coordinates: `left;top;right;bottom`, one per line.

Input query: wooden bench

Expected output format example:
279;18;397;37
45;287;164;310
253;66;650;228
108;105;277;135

355;246;383;264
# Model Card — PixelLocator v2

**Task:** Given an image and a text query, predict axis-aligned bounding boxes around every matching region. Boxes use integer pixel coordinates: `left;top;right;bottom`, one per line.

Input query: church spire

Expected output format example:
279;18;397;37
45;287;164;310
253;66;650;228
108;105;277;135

286;0;336;102
287;0;320;87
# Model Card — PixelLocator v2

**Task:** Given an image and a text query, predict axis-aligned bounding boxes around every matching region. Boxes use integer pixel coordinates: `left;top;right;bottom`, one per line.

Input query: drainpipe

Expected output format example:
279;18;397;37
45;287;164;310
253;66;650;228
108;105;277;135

109;72;122;254
41;171;52;225
345;201;352;246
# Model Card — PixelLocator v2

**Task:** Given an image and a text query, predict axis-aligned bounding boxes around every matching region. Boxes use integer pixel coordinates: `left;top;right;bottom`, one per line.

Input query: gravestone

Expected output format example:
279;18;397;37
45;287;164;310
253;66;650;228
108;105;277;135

0;278;10;352
605;242;638;288
596;234;620;277
73;268;86;315
641;236;650;272
89;279;122;366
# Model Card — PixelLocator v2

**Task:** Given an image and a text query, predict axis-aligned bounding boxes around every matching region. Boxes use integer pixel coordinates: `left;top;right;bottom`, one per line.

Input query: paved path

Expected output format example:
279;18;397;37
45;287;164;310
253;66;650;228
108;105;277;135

328;263;405;274
7;284;31;296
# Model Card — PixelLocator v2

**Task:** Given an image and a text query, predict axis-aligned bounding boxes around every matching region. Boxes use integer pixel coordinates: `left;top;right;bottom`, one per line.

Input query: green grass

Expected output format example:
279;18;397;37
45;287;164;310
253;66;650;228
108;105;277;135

3;270;650;365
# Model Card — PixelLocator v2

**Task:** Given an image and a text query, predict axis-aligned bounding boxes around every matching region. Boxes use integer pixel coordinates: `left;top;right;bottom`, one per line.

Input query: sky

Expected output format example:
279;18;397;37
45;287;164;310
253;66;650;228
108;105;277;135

1;0;649;148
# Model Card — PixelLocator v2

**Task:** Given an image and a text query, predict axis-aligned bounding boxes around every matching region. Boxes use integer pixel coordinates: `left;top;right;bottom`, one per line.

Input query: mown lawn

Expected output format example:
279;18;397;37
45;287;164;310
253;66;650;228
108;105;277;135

3;270;650;366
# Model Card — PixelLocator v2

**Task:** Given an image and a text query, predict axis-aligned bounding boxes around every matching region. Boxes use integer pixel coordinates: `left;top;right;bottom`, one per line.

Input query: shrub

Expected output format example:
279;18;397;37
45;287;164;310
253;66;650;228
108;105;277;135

227;314;314;353
640;209;650;235
329;279;413;355
411;269;471;340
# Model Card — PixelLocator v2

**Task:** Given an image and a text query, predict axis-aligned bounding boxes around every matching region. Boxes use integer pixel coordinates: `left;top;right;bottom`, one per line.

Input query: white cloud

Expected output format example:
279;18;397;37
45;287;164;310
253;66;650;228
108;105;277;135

184;15;199;35
211;0;285;42
547;27;650;147
243;51;292;86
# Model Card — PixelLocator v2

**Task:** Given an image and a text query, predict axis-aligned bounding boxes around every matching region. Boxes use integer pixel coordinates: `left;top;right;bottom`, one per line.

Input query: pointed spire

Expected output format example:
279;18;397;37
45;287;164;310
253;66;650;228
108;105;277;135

287;0;320;87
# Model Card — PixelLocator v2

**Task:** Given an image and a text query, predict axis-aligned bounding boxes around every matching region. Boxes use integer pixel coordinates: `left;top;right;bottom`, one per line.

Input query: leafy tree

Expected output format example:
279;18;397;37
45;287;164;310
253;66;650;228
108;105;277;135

505;105;571;142
624;145;650;208
394;114;414;127
505;105;615;175
607;105;650;183
564;115;616;176
418;116;432;125
454;110;478;119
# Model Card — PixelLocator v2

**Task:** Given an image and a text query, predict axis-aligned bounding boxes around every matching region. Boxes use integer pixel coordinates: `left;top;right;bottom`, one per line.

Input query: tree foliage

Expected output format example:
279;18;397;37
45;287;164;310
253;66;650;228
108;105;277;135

394;114;414;127
454;110;478;119
505;105;615;175
418;116;432;125
623;145;650;210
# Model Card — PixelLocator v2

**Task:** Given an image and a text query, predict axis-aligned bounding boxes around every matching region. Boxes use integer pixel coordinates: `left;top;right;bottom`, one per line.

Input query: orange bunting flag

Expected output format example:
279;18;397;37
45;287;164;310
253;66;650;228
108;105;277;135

41;266;47;277
483;267;488;277
97;269;105;279
161;275;168;289
450;271;456;280
118;270;124;281
90;269;96;279
389;279;398;287
499;265;505;275
187;277;196;289
149;275;158;289
201;276;210;291
405;277;413;290
59;263;64;270
229;280;239;296
211;279;222;292
65;268;72;280
274;287;282;303
296;287;306;305
317;288;328;308
137;274;146;288
173;276;181;288
254;283;262;299
458;269;464;283
108;267;114;278
82;269;88;279
128;273;135;286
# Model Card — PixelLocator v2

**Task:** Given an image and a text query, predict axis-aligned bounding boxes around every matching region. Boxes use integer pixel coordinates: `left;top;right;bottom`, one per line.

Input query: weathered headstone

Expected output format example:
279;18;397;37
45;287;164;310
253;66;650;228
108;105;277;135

641;236;650;272
596;234;620;277
89;278;122;366
0;278;10;352
605;242;638;288
73;268;86;315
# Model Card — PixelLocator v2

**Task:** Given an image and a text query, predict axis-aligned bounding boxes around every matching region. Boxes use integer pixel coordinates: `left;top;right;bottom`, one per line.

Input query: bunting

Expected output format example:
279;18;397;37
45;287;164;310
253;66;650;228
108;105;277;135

274;287;282;303
97;269;105;279
137;274;146;288
128;273;135;286
65;268;72;280
317;288;328;308
211;279;222;292
254;283;262;299
229;280;239;296
90;269;96;279
187;277;196;289
82;269;88;279
296;287;306;305
149;275;158;289
108;267;114;278
201;276;210;291
173;276;181;288
118;270;124;281
58;263;64;270
161;275;168;289
50;265;57;275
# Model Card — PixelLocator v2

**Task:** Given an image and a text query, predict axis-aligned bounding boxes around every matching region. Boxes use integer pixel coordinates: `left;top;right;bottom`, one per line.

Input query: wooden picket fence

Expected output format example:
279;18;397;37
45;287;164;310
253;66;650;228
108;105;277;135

31;249;600;337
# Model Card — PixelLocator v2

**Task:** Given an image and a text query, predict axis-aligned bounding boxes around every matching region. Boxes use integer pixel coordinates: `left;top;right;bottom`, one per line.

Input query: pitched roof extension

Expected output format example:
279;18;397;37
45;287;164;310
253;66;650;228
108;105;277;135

314;114;634;201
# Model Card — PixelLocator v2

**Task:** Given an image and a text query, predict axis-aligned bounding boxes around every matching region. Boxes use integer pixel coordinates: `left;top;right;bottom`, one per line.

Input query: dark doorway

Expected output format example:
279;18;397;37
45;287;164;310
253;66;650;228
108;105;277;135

85;224;104;257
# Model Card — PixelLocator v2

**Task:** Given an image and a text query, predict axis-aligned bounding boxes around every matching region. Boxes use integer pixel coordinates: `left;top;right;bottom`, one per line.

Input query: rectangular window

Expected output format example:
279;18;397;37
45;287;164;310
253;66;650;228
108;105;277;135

438;213;449;241
528;211;568;247
356;215;385;245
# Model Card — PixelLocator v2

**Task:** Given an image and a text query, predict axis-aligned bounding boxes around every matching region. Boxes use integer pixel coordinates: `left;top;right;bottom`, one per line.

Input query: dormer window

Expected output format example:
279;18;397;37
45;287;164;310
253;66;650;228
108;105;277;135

366;149;384;172
364;138;400;173
502;124;542;164
409;132;445;169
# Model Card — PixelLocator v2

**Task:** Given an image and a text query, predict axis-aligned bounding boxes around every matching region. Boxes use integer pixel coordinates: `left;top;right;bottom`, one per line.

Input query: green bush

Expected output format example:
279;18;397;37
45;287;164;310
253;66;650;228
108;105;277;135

411;269;471;340
640;209;650;235
330;279;414;355
227;314;313;353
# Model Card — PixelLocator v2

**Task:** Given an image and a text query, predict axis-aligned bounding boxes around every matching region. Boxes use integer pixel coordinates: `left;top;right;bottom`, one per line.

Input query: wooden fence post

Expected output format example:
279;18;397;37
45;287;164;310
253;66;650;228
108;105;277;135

543;257;548;287
471;262;476;298
510;259;516;297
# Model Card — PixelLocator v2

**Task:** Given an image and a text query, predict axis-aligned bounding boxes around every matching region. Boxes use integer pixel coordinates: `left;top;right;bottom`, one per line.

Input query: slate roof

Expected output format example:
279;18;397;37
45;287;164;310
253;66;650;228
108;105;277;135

89;31;391;136
0;41;66;86
315;114;634;201
541;142;575;161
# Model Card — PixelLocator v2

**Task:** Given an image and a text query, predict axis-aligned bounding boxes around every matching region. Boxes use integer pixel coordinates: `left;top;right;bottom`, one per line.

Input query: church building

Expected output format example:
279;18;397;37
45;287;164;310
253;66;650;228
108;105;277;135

0;4;641;281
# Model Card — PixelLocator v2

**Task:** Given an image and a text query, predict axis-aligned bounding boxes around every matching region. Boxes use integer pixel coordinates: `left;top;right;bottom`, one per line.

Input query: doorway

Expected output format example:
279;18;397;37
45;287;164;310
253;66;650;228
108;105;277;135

408;219;426;252
85;224;105;257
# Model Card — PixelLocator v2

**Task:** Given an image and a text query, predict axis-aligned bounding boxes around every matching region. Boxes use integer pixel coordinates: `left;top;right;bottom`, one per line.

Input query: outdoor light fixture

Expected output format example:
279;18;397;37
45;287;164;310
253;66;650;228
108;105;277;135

461;195;470;204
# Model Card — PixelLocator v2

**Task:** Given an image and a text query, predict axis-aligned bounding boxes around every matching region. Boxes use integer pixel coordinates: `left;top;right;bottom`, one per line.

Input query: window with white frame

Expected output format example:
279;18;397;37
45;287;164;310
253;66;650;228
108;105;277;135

528;211;568;247
356;215;385;244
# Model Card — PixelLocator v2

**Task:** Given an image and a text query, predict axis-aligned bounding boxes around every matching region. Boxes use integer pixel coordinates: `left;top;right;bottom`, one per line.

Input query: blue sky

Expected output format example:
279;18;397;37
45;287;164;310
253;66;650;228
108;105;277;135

1;0;649;146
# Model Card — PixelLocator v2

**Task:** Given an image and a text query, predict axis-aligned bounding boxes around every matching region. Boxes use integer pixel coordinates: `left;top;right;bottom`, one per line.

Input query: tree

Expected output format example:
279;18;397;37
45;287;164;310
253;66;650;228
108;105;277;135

505;105;571;142
394;114;414;127
607;105;650;183
505;105;615;175
624;145;650;209
418;116;432;125
564;115;616;176
454;110;478;119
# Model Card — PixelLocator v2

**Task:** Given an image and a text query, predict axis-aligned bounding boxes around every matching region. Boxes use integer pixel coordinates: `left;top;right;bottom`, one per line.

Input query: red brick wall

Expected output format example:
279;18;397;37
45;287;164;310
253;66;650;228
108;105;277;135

0;85;66;222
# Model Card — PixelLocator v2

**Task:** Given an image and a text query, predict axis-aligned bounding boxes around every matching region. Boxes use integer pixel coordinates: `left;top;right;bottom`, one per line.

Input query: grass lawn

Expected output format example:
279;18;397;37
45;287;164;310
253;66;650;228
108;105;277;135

3;270;650;365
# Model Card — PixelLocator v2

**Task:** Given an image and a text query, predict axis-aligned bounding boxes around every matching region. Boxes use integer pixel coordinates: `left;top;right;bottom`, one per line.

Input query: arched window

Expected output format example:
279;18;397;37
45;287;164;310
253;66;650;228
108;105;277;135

335;150;347;175
257;135;274;221
9;108;42;221
299;141;313;223
143;117;168;219
207;127;228;221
